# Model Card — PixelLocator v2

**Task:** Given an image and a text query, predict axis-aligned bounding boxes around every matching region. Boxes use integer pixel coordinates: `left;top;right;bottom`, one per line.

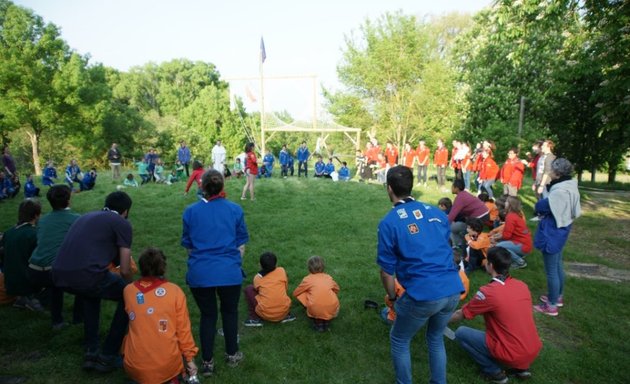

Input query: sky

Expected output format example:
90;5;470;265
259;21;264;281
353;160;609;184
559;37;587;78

15;0;491;121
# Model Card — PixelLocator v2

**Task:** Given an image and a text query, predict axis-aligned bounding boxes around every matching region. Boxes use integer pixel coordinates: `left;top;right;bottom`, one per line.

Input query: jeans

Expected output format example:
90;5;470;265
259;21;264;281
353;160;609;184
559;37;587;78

281;164;288;177
542;251;564;305
70;272;128;355
496;241;526;265
298;161;308;177
463;171;471;191
481;179;496;199
191;285;241;361
417;165;428;184
455;326;503;374
390;293;460;384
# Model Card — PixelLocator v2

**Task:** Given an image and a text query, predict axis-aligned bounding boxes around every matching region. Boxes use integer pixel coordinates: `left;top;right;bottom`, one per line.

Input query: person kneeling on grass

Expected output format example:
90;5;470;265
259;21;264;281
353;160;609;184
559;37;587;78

449;247;542;384
123;247;199;384
243;252;295;327
293;256;340;332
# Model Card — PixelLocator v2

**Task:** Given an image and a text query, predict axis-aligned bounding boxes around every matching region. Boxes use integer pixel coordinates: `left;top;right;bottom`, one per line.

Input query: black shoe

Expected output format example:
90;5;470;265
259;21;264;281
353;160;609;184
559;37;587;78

92;354;122;373
482;371;508;384
82;352;99;371
507;368;532;379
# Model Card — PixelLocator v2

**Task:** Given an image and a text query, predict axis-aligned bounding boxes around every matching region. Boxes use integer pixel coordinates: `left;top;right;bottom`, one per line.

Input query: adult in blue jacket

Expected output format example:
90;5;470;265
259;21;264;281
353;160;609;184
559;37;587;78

377;165;464;384
178;141;192;177
279;145;290;178
296;142;310;177
182;169;249;375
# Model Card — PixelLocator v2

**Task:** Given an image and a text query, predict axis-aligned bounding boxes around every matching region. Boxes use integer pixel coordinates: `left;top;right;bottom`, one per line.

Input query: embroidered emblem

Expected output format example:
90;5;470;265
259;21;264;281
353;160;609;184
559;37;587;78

147;307;154;315
136;292;144;304
413;209;423;220
129;311;136;321
158;319;168;332
429;218;442;223
475;291;486;301
408;223;419;234
397;208;408;219
155;287;166;297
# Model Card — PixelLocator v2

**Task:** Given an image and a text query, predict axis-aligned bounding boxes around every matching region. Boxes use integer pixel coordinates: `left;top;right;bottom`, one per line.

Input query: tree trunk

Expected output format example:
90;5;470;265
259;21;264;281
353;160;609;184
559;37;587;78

608;165;617;184
590;165;596;183
577;170;582;183
26;130;41;176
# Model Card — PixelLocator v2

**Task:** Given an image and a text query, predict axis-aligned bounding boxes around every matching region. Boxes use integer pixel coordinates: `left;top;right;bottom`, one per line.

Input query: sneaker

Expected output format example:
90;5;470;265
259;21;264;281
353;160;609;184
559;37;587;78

93;354;123;373
240;196;247;200
507;368;532;379
82;352;99;371
281;313;296;323
244;319;263;327
482;370;508;384
533;303;558;317
529;216;540;222
540;295;564;307
225;351;244;367
201;359;214;377
13;296;44;312
511;261;527;270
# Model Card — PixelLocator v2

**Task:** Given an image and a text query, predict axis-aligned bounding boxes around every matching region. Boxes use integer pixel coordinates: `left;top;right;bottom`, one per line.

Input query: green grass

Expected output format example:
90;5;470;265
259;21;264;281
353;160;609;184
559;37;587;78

0;171;629;383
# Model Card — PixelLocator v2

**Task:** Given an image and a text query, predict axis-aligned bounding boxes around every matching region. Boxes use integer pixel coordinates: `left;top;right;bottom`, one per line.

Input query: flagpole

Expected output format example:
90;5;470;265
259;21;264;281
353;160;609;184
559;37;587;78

259;37;266;156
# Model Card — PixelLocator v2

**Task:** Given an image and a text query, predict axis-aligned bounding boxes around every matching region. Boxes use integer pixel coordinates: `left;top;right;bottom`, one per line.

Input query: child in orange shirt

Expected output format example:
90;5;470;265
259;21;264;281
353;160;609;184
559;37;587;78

244;252;295;327
464;217;491;275
478;192;499;229
293;255;340;332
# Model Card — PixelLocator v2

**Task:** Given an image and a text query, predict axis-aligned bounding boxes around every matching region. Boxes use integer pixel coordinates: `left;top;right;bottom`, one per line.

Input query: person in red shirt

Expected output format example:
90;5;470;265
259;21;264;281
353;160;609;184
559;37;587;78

402;143;416;170
495;196;531;269
184;160;205;199
478;150;499;199
240;142;258;201
434;139;449;190
415;140;430;186
449;247;542;383
499;148;526;196
385;142;399;169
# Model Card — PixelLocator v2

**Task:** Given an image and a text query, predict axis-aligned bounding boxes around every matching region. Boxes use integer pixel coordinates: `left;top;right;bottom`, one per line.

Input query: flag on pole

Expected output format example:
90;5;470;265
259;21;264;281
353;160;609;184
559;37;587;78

260;36;266;63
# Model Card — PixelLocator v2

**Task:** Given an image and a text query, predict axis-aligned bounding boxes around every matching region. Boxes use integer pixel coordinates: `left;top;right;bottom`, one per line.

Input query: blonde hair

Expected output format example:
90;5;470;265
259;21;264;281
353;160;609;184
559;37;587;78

307;255;325;274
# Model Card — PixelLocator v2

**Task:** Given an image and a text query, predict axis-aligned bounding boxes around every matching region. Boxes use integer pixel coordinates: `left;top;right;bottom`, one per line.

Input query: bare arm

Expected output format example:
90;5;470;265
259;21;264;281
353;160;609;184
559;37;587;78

380;269;397;300
119;247;133;282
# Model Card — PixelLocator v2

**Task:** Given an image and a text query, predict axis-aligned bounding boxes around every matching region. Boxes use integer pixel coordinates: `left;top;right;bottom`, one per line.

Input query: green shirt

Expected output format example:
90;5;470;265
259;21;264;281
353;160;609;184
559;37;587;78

136;161;148;175
29;209;80;268
0;223;38;296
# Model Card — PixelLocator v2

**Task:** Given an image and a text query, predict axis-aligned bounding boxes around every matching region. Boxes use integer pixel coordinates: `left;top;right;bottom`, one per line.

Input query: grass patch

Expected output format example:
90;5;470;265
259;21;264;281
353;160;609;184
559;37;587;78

0;171;629;383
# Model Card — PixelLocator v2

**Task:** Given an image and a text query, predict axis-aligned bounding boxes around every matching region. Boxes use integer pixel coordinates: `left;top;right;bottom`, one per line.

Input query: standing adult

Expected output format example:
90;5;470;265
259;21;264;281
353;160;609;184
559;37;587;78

450;247;542;383
107;143;122;180
297;142;310;177
384;142;399;170
2;146;17;178
434;139;449;191
377;166;464;384
416;140;430;187
532;140;556;200
182;169;249;376
499;148;525;197
533;158;581;316
178;141;192;177
53;191;134;372
279;144;290;178
144;149;159;182
401;143;416;171
211;140;227;175
241;142;258;201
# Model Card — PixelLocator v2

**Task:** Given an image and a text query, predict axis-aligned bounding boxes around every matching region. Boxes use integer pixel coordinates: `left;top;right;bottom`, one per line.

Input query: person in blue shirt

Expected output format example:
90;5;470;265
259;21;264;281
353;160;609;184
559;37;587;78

279;145;290;178
144;149;159;182
24;174;40;197
314;156;325;178
338;161;350;181
377;165;464;384
0;170;17;199
323;158;335;179
178;141;192;177
42;160;58;187
297;142;310;177
80;168;97;191
262;150;275;177
65;159;82;190
287;153;295;176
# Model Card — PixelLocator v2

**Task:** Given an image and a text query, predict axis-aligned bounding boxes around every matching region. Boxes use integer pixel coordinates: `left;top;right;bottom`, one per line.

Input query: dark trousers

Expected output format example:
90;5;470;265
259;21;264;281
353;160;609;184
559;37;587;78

281;164;288;177
244;285;260;320
28;268;83;325
191;285;241;361
437;166;446;187
466;248;485;275
184;162;190;177
69;272;128;355
298;161;308;177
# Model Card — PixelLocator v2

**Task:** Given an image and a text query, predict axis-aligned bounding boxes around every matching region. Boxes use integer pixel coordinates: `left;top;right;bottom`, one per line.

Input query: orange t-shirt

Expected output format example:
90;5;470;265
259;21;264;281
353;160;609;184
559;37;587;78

123;279;198;384
254;267;291;322
293;272;340;321
416;147;431;166
459;268;470;301
403;149;416;168
434;147;448;167
466;232;491;261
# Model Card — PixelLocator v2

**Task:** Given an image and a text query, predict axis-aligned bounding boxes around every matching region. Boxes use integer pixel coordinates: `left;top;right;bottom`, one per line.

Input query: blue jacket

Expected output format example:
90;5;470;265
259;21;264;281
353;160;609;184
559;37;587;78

314;161;325;175
533;198;572;255
287;156;294;167
65;165;81;182
42;167;57;186
324;162;335;175
339;166;350;180
178;146;191;164
279;150;289;166
81;172;97;190
263;154;275;171
182;198;249;287
24;180;38;197
297;147;310;162
377;199;464;301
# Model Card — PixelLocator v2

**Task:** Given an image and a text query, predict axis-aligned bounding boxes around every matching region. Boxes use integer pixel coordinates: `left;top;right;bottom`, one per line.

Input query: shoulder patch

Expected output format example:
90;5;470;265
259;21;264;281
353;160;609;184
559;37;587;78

474;290;486;301
397;208;408;219
155;287;166;297
407;223;419;234
412;209;423;220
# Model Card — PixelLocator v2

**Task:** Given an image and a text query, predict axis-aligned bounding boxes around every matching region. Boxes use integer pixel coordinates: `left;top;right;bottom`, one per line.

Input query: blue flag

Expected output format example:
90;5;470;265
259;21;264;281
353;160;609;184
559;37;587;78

260;37;266;63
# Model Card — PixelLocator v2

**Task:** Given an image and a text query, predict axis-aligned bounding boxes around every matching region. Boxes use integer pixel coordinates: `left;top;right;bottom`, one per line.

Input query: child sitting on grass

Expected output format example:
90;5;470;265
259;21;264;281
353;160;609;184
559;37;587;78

123;173;139;188
292;255;340;332
244;252;295;327
464;217;491;275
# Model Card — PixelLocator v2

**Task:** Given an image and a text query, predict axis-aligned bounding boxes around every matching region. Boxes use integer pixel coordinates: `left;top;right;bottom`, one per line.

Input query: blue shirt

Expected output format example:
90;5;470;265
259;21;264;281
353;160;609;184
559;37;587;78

42;166;57;186
533;198;571;255
377;199;464;301
314;161;325;175
324;163;335;175
339;166;350;180
178;146;191;164
65;165;81;181
24;180;38;197
182;197;249;287
263;154;275;170
297;147;310;162
279;150;289;166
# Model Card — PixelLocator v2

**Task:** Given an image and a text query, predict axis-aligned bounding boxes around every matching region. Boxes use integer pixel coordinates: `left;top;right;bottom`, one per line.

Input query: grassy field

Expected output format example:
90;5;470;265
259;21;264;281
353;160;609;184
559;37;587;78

0;169;629;384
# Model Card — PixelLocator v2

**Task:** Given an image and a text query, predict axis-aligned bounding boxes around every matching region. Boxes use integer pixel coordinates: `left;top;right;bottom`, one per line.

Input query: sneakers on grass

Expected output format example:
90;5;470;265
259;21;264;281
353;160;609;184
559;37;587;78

225;351;244;367
201;359;214;377
540;295;564;307
13;296;44;312
533;302;558;316
244;319;263;327
482;370;508;384
507;368;532;379
281;313;296;323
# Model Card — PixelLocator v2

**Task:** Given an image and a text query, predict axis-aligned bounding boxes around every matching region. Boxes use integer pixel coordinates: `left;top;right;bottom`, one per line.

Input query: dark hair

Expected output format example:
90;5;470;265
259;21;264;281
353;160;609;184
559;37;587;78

487;247;511;275
438;197;452;210
342;161;347;166
478;192;493;203
386;165;413;198
47;185;72;210
245;142;255;153
192;160;203;171
126;173;134;180
18;199;42;224
259;252;277;274
308;255;325;273
105;191;132;214
466;217;484;233
139;247;166;277
452;178;465;192
201;169;224;197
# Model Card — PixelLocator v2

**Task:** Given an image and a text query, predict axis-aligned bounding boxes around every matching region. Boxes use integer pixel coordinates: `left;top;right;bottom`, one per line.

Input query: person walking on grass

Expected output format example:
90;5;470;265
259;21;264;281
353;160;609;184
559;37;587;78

182;169;249;376
241;142;258;201
533;158;581;317
377;165;464;384
449;247;542;384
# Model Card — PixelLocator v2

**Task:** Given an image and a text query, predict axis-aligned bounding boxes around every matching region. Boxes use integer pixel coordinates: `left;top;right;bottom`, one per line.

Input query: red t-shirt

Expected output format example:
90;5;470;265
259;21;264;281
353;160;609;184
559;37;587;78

245;152;258;175
434;147;448;167
462;277;542;369
502;212;532;253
